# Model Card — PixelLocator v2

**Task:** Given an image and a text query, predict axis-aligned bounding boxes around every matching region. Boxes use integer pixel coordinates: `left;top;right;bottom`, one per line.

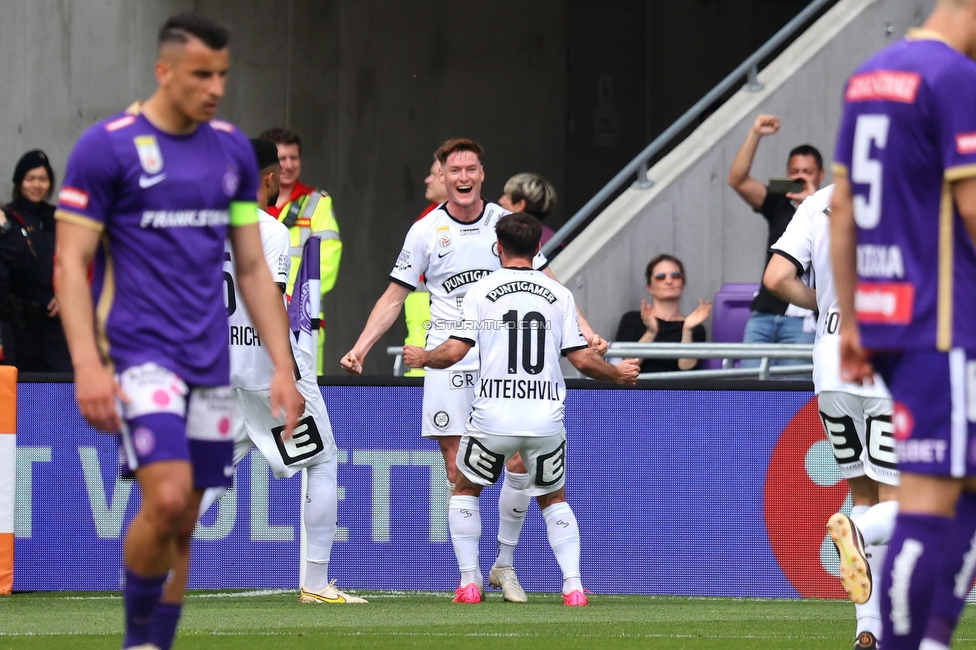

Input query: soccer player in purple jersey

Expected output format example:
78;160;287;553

831;2;976;648
54;14;302;650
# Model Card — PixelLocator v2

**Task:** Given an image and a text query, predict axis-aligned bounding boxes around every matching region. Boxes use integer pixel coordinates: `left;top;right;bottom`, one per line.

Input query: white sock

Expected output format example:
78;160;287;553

856;500;898;547
449;495;481;585
494;471;531;568
542;502;582;593
303;456;338;591
446;479;456;499
198;486;228;518
854;543;886;639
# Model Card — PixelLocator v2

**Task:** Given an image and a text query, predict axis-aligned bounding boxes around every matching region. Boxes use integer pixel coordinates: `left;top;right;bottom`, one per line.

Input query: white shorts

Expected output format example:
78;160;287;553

422;367;479;438
233;371;336;479
457;428;567;496
818;390;899;486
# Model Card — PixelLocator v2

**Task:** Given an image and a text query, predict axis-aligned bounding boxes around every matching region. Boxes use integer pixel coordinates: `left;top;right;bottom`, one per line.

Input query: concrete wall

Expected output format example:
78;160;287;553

550;0;934;344
0;0;567;374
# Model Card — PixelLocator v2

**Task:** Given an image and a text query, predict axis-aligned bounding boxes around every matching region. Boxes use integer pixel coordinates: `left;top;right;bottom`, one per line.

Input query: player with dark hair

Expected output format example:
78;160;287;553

403;212;639;605
831;1;976;647
342;138;606;603
765;185;898;649
728;114;823;365
54;13;301;649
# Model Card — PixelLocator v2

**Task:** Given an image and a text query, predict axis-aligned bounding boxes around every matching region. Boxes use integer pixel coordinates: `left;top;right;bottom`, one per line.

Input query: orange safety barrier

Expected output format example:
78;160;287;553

0;365;16;594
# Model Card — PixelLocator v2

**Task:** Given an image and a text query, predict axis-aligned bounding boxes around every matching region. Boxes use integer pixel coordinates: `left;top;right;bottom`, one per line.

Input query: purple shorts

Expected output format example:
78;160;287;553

115;363;234;489
873;348;976;478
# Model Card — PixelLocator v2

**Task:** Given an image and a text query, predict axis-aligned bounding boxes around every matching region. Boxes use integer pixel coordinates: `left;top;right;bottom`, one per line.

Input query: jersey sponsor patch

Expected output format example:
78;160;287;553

271;415;326;465
134;135;164;174
534;441;566;486
58;186;90;210
118;362;188;419
462;437;505;483
185;386;234;442
957;132;976;155
855;282;914;324
844;70;921;104
394;249;411;271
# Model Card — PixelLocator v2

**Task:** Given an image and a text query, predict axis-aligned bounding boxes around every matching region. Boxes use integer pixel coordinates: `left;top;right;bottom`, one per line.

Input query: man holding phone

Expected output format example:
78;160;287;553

727;113;824;365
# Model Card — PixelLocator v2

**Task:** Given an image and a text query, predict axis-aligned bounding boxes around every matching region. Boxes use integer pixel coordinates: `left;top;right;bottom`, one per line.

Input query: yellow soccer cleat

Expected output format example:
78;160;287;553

827;513;872;605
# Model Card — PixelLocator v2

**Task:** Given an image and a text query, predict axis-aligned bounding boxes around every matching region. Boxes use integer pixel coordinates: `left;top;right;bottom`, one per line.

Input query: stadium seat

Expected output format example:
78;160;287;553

699;282;759;369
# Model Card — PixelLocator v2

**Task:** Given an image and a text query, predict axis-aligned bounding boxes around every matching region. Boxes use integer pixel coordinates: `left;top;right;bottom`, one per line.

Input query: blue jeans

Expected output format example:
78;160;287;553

740;311;814;368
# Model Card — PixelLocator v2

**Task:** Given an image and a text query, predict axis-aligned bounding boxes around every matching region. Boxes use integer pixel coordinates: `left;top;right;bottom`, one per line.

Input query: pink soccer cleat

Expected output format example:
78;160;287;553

453;582;482;604
563;589;588;606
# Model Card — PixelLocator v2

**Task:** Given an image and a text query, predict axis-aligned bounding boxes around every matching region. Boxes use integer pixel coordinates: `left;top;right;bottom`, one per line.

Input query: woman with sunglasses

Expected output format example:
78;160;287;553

614;254;711;373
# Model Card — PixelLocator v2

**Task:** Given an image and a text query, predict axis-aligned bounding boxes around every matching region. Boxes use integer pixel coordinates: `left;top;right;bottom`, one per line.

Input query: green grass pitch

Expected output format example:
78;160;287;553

4;589;976;649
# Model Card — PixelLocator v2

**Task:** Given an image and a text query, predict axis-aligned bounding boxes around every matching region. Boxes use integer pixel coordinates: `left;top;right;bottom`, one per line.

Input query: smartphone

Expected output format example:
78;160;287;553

768;178;805;194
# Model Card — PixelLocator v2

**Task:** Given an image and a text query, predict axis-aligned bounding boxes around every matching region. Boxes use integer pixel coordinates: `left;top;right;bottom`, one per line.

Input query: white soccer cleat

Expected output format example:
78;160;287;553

827;512;872;605
299;580;368;604
489;565;528;603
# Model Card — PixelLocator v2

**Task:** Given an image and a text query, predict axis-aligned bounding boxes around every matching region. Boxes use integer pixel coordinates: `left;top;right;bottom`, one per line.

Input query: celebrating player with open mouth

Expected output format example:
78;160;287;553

342;138;605;602
403;212;639;604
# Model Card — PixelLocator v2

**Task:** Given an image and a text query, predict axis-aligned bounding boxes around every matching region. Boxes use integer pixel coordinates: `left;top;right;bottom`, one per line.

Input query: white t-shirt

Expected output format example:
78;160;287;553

389;201;547;370
226;210;313;390
449;267;588;436
770;185;889;398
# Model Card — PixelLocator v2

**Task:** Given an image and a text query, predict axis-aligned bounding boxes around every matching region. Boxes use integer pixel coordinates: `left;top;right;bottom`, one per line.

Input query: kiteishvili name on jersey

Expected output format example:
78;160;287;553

479;377;561;401
140;210;230;229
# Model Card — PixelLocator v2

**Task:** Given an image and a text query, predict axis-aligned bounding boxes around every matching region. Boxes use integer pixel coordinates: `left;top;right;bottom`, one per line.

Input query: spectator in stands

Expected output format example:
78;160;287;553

259;128;341;377
0;210;25;366
727;114;821;366
402;157;447;377
499;173;557;248
2;150;71;372
614;254;711;373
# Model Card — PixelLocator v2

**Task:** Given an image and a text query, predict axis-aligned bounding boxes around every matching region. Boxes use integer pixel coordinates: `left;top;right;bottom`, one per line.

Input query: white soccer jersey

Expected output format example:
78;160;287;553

449;267;588;436
770;185;889;398
389;202;547;370
225;210;312;390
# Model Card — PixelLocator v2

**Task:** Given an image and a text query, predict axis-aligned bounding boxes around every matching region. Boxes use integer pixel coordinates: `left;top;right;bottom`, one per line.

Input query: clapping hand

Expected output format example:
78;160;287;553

640;299;658;337
683;299;712;331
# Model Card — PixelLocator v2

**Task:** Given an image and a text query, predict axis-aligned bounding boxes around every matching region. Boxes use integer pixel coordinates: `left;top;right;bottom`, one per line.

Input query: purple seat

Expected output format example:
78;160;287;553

698;283;759;370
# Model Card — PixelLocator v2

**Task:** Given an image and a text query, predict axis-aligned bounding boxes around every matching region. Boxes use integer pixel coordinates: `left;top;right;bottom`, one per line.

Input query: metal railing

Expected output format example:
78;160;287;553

387;342;813;381
541;0;835;257
605;342;813;381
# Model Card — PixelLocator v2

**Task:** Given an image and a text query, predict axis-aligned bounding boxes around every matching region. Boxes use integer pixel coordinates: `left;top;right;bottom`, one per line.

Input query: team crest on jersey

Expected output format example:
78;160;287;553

437;226;451;248
492;242;499;257
222;166;240;197
134;135;164;174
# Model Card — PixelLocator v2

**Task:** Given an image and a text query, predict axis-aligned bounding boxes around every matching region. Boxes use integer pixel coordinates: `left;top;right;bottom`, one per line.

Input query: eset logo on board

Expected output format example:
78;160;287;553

764;397;848;599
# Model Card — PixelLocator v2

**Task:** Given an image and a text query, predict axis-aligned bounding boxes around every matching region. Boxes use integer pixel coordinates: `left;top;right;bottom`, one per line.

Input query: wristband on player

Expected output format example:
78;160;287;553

229;201;259;226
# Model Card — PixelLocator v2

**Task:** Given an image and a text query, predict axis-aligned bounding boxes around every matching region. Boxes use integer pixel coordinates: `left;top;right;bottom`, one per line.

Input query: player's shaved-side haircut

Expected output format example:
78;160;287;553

158;12;230;51
788;144;823;171
260;128;303;155
504;173;557;219
496;212;542;258
436;138;485;165
644;254;686;285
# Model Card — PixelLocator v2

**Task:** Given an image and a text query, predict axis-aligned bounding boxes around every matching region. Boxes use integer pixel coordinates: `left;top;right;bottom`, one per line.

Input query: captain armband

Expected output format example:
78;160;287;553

229;201;259;227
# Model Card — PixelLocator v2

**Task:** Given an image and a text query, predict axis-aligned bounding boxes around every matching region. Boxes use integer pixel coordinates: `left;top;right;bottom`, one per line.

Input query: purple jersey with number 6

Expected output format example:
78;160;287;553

833;30;976;352
55;108;259;386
